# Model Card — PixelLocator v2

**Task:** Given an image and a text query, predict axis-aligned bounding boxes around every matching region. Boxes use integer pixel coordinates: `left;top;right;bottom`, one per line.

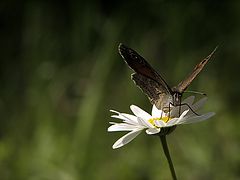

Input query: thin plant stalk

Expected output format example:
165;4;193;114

159;135;177;180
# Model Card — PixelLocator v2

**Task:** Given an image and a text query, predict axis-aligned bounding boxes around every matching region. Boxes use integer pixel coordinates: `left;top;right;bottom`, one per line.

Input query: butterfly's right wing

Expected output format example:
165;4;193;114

118;43;173;109
175;46;218;93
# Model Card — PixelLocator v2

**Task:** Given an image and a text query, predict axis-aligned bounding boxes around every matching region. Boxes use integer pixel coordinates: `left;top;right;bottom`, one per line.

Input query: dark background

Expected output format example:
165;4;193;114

1;1;240;179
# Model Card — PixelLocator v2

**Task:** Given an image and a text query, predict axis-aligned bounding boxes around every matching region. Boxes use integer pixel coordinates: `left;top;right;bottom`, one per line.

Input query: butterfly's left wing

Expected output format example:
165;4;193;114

118;43;173;109
175;47;218;93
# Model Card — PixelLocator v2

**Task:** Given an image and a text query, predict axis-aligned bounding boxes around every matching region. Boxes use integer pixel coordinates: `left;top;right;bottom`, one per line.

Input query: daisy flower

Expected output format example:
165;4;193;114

108;96;215;149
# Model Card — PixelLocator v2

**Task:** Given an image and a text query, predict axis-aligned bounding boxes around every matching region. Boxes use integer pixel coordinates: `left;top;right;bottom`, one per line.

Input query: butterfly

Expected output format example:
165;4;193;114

118;43;217;112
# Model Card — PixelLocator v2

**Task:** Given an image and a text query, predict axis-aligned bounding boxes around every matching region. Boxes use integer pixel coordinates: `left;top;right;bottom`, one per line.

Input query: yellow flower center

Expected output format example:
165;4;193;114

148;116;172;126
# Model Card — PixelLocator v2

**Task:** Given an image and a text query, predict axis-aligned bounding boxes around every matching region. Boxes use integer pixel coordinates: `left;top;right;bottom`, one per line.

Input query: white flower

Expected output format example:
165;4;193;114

108;96;215;149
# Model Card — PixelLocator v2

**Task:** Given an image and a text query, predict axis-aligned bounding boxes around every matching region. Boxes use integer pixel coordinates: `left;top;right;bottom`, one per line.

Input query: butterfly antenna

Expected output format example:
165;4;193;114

185;90;207;96
206;45;218;60
211;45;218;55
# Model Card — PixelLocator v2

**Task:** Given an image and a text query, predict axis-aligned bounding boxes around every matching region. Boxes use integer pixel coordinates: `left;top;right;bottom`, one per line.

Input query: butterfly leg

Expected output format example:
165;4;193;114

161;105;171;120
166;103;173;120
178;98;182;117
168;103;200;117
168;103;171;120
160;110;163;119
180;103;200;116
167;102;181;118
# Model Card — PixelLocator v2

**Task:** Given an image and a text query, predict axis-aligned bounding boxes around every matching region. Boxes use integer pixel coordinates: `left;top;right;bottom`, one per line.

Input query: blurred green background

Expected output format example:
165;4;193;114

1;1;240;179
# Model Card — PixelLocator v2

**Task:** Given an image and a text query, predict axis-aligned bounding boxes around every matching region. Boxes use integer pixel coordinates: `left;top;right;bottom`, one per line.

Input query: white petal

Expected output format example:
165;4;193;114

178;112;215;125
183;97;208;117
165;118;179;126
151;105;163;118
121;113;138;123
111;113;138;125
130;105;151;120
137;117;154;128
168;110;189;125
173;96;195;115
154;120;167;127
170;96;198;116
179;104;192;115
111;115;126;120
146;128;160;134
112;130;142;149
163;109;188;127
108;123;142;132
119;113;138;125
182;96;195;105
179;109;190;119
110;109;120;114
109;122;118;124
169;110;190;125
110;110;128;121
169;106;181;117
192;97;208;111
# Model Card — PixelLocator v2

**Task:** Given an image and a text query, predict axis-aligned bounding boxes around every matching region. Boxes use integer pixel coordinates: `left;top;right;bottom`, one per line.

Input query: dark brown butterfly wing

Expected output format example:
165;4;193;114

118;43;173;109
175;47;218;93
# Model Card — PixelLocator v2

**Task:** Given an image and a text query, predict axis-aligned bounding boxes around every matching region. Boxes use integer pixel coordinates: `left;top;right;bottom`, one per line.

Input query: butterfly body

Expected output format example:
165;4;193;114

118;43;216;111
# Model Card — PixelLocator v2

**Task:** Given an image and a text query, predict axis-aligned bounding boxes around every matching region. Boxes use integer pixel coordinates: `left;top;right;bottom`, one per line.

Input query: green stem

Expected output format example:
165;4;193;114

160;135;177;180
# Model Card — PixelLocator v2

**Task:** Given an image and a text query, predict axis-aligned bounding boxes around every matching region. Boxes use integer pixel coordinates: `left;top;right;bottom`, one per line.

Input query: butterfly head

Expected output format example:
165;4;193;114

172;87;182;106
